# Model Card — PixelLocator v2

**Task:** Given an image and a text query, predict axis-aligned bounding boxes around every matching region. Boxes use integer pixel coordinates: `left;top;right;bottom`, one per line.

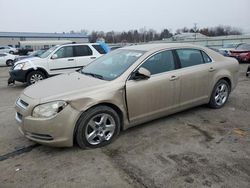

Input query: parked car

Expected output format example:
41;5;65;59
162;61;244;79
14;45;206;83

14;49;47;63
219;43;244;56
17;48;33;55
208;47;220;53
15;43;239;148
230;43;250;63
9;43;106;85
0;53;16;66
0;46;18;54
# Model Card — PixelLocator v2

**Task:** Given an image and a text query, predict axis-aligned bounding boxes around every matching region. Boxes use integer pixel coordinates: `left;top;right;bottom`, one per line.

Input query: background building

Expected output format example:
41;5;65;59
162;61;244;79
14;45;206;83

0;32;89;48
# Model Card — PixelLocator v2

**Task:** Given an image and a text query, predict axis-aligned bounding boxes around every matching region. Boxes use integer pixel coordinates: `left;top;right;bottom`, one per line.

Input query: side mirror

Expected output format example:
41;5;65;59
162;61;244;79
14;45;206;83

51;54;58;59
132;67;151;80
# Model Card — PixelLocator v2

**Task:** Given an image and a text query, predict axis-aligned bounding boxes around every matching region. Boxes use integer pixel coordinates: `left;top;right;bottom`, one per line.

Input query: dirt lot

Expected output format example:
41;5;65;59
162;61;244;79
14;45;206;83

0;65;249;188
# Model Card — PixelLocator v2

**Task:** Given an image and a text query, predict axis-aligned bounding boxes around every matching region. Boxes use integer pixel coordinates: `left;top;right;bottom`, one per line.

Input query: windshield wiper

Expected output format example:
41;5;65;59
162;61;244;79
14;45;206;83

82;72;104;80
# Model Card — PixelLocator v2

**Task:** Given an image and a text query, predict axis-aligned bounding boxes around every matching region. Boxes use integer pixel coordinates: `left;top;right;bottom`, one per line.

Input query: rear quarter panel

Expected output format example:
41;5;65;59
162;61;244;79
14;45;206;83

210;56;239;95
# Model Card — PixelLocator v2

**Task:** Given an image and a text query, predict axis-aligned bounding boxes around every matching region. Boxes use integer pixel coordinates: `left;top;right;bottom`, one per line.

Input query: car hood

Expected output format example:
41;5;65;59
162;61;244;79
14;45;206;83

14;57;42;65
23;72;110;102
230;50;250;53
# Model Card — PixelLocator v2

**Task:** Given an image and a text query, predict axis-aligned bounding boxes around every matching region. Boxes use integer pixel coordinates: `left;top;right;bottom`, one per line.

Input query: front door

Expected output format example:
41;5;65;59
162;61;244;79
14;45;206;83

126;50;180;123
48;46;76;75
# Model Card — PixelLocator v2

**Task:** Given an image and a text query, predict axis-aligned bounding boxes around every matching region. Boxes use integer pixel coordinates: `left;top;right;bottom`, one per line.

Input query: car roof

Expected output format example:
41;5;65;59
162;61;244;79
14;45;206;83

61;43;100;47
122;43;206;52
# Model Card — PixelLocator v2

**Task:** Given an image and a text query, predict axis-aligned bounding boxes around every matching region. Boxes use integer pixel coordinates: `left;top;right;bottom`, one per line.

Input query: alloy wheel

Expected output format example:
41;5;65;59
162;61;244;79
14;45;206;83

30;74;44;84
85;113;116;145
214;83;229;106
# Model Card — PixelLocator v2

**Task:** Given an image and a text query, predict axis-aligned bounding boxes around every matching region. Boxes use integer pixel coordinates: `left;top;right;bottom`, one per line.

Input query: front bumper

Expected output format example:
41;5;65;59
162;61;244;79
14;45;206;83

15;96;80;147
9;68;28;82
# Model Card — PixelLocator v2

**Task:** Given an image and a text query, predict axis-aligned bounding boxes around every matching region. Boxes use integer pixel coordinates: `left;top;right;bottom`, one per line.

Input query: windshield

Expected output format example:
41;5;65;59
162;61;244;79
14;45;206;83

81;49;145;81
38;46;58;58
29;50;46;57
236;44;250;51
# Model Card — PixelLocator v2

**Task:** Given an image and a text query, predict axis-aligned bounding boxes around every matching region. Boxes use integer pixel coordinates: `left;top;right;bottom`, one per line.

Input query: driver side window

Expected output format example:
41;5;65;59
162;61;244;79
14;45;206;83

54;46;73;59
141;50;175;75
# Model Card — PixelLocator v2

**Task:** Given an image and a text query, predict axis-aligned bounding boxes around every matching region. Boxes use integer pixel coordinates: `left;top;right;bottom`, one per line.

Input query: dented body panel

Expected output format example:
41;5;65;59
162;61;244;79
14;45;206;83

15;43;239;147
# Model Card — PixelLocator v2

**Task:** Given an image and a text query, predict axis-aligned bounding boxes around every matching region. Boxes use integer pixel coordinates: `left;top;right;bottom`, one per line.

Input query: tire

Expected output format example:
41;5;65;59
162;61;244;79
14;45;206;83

208;79;230;109
76;105;121;149
9;51;14;54
26;71;46;85
6;59;14;66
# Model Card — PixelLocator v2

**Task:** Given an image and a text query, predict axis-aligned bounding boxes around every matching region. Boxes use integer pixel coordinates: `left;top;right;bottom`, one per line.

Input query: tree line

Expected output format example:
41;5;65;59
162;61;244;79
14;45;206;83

70;25;242;43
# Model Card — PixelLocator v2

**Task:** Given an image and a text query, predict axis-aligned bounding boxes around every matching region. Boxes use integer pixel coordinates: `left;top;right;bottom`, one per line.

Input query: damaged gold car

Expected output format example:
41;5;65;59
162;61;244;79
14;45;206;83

15;43;239;148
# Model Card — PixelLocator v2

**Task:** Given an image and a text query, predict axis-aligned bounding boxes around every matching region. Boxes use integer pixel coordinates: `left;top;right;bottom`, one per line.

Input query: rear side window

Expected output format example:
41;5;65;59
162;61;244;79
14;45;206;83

74;45;93;56
92;45;106;54
201;51;212;63
236;44;250;50
141;50;175;75
176;49;204;68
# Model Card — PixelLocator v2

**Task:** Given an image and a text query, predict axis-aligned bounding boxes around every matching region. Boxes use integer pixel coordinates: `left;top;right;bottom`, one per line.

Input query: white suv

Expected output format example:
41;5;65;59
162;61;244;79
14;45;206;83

9;43;106;85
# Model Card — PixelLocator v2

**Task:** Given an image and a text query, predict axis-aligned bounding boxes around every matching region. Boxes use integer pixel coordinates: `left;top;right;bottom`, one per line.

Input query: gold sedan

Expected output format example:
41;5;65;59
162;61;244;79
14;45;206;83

15;43;239;148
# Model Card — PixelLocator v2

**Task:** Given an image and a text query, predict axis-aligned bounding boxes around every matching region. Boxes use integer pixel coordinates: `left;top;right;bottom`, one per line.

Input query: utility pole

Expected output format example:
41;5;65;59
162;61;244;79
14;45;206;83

194;23;198;40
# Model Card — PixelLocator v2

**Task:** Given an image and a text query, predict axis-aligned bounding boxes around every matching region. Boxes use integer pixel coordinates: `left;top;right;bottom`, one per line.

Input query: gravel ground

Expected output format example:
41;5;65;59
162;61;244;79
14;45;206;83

0;64;249;188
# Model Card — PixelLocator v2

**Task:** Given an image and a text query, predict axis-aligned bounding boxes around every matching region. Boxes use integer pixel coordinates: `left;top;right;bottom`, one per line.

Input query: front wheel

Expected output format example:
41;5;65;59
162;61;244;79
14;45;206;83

76;106;121;149
26;71;46;85
208;80;230;109
6;59;14;66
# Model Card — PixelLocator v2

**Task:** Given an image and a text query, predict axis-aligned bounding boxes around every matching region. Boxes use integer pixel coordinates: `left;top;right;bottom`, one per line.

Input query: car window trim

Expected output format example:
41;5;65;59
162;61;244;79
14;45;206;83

174;48;213;69
127;49;178;80
53;46;74;59
73;45;93;57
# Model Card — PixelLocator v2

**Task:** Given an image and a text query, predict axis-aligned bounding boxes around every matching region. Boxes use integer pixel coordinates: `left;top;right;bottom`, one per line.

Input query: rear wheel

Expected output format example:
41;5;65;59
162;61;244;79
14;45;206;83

9;51;14;54
26;71;46;85
209;79;230;108
76;106;120;149
6;59;14;66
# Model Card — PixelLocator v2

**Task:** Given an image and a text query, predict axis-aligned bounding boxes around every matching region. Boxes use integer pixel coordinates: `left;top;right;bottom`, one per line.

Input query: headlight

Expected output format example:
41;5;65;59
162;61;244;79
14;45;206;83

32;101;67;118
14;62;26;70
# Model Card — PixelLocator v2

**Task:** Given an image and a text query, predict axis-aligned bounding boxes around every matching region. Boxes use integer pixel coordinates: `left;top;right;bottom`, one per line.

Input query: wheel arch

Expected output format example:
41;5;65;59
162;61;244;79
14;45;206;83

25;67;49;82
220;77;231;91
6;59;14;65
73;102;124;144
214;76;232;92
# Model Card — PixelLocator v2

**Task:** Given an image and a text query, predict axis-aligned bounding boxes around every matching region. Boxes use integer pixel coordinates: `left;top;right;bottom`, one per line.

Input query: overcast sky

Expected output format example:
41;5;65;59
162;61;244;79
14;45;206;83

0;0;249;33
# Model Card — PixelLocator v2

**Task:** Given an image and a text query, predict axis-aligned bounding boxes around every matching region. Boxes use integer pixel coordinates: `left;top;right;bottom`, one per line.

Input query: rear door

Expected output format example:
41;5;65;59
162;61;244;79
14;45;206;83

174;49;212;108
126;50;180;123
74;45;96;67
48;46;76;75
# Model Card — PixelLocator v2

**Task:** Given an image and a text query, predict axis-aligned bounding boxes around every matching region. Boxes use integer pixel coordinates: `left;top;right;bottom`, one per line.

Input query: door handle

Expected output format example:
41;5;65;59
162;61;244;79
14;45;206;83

90;57;96;59
170;75;179;81
209;67;215;72
68;59;74;61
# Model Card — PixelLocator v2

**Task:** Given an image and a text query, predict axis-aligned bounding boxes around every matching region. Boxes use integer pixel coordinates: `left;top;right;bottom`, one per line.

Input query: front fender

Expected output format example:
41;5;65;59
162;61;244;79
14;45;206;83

68;86;130;129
